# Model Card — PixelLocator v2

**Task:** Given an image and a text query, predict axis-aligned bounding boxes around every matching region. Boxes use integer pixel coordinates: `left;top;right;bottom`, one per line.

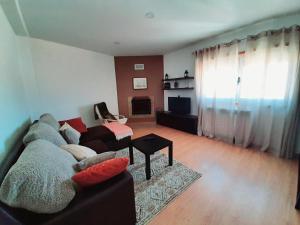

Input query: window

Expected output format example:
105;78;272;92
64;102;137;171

239;56;289;100
202;53;289;101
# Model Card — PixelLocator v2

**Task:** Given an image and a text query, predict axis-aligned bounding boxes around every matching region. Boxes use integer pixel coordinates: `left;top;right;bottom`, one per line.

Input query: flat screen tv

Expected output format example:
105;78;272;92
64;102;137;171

168;97;191;115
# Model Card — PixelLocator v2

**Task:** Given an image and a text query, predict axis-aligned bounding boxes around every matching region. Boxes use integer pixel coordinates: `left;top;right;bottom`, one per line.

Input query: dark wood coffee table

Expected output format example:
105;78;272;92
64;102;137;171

130;133;173;180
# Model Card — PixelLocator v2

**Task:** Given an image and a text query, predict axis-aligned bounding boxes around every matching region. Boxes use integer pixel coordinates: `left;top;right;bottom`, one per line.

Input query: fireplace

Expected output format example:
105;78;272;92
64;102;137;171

128;96;155;119
131;96;151;115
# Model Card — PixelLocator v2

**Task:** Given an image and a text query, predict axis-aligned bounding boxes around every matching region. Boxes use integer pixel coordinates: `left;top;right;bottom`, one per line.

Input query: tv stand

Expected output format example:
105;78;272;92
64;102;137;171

156;111;198;134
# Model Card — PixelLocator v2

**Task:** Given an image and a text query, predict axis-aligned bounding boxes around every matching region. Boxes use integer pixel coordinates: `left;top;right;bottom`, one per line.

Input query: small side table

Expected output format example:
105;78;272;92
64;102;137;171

130;133;173;180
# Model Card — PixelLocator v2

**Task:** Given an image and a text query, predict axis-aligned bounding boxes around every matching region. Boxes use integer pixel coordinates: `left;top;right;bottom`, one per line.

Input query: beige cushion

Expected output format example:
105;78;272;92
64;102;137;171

73;151;116;171
0;139;76;213
61;144;97;161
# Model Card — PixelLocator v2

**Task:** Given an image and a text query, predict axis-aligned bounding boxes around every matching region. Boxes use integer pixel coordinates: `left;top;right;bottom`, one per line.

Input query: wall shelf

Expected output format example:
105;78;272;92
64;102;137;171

162;76;194;82
163;87;194;90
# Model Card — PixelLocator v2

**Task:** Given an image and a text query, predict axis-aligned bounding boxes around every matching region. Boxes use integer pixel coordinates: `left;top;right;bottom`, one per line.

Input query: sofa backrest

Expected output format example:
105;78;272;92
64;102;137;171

0;139;77;214
23;121;67;147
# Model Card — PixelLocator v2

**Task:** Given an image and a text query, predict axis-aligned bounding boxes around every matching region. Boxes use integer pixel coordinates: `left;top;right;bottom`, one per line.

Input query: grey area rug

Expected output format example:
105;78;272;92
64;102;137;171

116;148;202;225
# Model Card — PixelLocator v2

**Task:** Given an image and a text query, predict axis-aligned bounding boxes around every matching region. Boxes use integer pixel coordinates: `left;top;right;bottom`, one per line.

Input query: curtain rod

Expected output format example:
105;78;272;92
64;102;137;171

192;24;300;55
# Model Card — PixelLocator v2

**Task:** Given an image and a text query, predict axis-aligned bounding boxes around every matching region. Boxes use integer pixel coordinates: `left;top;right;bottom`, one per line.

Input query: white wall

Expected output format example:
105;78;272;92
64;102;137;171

17;36;40;119
0;6;32;162
164;12;300;116
29;38;119;127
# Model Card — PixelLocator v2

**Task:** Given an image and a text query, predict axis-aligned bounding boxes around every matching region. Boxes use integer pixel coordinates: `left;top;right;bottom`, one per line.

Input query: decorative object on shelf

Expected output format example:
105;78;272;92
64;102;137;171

133;77;147;90
134;64;144;70
184;70;189;78
163;82;171;90
174;81;179;88
165;73;169;80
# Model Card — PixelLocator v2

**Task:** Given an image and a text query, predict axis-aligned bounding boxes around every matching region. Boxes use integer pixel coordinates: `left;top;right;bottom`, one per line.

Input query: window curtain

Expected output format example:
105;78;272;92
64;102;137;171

277;27;300;158
236;26;300;157
195;42;239;143
195;26;300;158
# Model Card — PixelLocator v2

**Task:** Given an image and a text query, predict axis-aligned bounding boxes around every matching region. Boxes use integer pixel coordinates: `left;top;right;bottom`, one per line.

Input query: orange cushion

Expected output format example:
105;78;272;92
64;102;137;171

59;117;87;133
72;158;129;187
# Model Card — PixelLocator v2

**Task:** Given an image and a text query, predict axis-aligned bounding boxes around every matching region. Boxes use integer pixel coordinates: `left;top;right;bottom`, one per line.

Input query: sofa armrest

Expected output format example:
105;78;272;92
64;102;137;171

45;171;136;225
0;172;136;225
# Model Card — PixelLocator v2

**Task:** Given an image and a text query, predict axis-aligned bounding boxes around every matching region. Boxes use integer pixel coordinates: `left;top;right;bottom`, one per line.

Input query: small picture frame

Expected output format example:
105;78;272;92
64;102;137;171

133;77;147;90
134;64;144;70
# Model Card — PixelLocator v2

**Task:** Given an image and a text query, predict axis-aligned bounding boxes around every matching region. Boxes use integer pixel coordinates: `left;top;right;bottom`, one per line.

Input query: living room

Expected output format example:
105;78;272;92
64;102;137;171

0;1;300;225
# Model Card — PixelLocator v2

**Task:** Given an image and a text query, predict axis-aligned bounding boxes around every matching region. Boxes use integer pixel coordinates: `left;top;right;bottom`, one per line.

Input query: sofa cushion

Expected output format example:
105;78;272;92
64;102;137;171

40;113;60;131
60;123;81;144
72;158;129;187
59;117;87;133
23;122;67;146
73;152;116;171
81;139;109;154
61;144;97;161
0;139;76;214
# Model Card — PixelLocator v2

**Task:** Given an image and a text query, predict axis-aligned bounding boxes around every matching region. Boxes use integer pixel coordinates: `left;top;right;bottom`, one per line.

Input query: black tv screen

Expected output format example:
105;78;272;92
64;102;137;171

168;97;191;115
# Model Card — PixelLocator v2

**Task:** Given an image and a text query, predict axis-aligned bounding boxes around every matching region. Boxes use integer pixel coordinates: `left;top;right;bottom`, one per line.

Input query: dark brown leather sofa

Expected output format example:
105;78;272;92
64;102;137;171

0;125;136;225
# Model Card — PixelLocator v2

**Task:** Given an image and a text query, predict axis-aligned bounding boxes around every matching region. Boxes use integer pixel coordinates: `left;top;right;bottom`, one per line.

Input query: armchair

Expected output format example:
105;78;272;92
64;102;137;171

94;102;127;124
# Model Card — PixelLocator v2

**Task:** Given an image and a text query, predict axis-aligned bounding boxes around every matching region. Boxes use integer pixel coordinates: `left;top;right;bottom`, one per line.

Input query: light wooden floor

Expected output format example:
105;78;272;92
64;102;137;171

129;122;300;225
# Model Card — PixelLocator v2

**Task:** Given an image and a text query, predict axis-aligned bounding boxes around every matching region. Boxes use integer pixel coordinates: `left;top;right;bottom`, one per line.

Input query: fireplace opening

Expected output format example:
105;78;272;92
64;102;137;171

131;96;151;115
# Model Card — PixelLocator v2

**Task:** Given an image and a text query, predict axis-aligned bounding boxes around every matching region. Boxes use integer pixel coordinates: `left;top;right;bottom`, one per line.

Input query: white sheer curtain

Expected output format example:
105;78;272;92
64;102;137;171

195;26;300;158
236;27;300;156
195;42;239;143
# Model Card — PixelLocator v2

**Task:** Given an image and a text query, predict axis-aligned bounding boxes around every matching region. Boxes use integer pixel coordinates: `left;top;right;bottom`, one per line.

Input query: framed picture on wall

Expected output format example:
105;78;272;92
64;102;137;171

133;77;147;90
134;64;144;70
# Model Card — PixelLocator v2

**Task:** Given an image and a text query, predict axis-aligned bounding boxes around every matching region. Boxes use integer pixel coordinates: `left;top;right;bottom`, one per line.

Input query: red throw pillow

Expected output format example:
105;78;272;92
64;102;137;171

59;117;87;133
72;158;129;187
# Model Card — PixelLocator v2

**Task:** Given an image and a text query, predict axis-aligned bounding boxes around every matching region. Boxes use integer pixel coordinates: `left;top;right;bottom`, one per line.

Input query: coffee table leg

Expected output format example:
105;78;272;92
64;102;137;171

145;154;151;180
129;144;134;165
169;142;173;166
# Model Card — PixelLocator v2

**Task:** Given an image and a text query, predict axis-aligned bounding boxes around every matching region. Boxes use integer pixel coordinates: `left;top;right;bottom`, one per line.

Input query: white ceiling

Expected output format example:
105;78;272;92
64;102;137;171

2;0;300;56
